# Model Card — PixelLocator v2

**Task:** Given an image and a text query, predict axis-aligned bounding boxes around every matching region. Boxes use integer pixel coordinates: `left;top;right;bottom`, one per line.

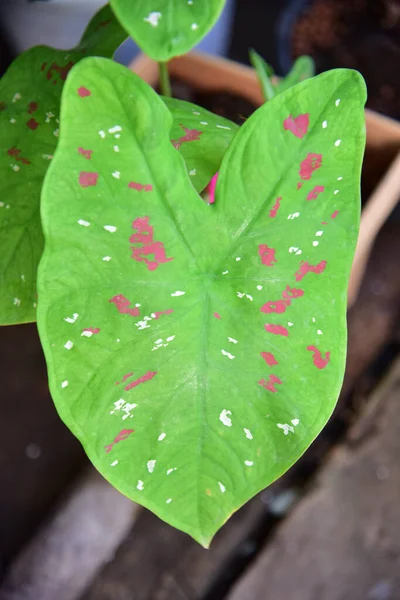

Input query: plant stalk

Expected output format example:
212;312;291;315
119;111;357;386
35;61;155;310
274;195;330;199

159;62;172;97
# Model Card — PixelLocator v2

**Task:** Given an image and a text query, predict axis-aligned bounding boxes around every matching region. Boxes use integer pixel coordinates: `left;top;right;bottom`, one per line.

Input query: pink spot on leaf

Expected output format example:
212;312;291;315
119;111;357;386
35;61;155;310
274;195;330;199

307;185;325;200
7;147;30;164
45;61;74;83
40;62;47;72
128;182;153;192
153;309;174;319
261;300;288;314
261;285;304;314
258;244;277;267
331;210;339;219
109;294;140;317
79;172;98;187
299;153;322;181
82;327;100;335
77;86;91;97
130;216;173;271
130;217;153;244
307;345;331;369
283;113;309;139
104;428;134;453
26;118;39;130
207;172;219;204
270;197;281;218
124;371;157;391
78;147;93;160
297;181;304;190
295;260;327;282
261;352;278;366
265;324;289;337
259;374;282;393
27;101;38;114
213;312;222;319
115;372;134;385
171;124;203;149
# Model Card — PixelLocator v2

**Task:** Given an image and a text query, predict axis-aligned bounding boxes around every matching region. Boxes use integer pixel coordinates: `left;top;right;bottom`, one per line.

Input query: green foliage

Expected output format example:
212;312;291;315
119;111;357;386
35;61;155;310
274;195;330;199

250;49;315;103
109;0;227;61
162;96;237;193
0;4;127;324
249;49;276;102
276;56;315;94
37;57;366;546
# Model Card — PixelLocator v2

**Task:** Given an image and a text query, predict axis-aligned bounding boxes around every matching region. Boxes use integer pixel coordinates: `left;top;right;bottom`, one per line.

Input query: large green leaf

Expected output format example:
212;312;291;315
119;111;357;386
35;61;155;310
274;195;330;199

163;96;237;194
37;57;366;546
109;0;226;61
0;4;127;325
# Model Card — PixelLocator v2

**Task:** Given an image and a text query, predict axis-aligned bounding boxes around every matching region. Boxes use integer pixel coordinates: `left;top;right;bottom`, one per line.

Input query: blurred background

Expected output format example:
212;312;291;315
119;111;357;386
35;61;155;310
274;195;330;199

0;1;400;599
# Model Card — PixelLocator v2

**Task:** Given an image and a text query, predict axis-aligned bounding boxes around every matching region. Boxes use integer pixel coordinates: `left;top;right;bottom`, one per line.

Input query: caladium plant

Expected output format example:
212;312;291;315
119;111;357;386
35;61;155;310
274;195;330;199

37;57;366;546
0;1;367;547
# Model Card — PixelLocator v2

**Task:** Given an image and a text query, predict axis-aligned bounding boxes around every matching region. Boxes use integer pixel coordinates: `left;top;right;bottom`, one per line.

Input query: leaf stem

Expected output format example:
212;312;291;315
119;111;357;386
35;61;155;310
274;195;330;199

159;62;172;97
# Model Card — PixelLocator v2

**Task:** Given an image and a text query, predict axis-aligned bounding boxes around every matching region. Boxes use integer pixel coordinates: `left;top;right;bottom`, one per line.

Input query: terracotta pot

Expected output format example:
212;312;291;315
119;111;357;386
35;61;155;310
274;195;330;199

130;51;400;306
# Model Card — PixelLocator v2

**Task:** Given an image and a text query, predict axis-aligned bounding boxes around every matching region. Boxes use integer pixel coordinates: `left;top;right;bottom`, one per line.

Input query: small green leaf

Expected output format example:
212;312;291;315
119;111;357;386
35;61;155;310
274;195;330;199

276;56;316;95
249;49;276;102
162;96;238;193
109;0;226;61
38;57;366;546
0;4;127;325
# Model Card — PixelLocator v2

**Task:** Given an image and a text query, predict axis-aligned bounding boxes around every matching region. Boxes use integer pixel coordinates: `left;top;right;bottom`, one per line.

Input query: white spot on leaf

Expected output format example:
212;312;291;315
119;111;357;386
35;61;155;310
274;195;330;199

137;480;144;491
219;409;232;427
144;11;162;26
77;219;90;227
244;460;253;467
244;428;253;440
147;459;156;473
171;291;185;297
221;349;235;360
61;380;69;388
158;433;166;441
218;482;226;493
104;225;117;233
64;340;73;350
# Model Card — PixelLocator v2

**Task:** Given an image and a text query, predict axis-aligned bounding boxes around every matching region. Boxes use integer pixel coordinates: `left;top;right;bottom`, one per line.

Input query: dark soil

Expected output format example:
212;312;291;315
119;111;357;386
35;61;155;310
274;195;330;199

291;0;400;120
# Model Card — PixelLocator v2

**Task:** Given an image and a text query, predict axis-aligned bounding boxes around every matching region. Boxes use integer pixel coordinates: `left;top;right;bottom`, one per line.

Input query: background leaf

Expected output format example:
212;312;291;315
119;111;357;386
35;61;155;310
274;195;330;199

38;57;366;546
276;56;316;94
109;0;226;61
0;4;127;325
249;49;276;102
162;96;237;193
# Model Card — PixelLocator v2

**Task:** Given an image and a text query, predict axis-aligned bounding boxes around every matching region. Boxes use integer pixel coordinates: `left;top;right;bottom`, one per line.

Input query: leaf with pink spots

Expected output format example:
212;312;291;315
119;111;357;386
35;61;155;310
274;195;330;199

0;4;128;325
37;59;366;547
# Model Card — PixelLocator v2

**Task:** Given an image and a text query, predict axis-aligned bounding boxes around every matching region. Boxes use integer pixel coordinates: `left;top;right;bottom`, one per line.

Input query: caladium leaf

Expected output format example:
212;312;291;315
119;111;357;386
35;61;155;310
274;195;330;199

0;4;127;325
276;56;316;94
109;0;226;61
37;57;366;546
162;96;237;193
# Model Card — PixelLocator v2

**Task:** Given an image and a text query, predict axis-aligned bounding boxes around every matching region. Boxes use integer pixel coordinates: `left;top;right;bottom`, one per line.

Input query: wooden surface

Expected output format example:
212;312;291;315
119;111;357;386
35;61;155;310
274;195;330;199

228;357;400;600
0;470;138;600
